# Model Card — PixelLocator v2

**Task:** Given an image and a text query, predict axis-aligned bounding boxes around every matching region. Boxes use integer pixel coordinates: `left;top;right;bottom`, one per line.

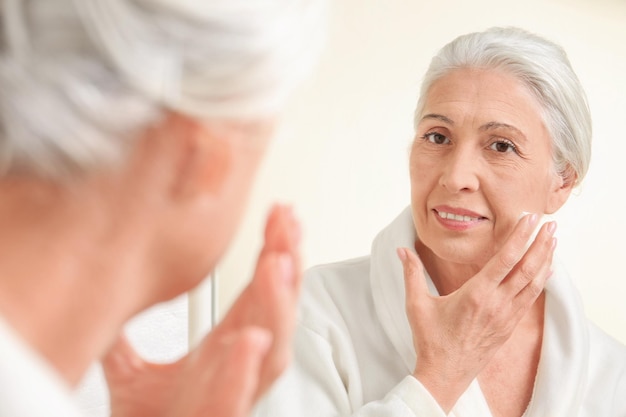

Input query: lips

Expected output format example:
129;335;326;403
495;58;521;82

436;210;481;222
432;206;487;223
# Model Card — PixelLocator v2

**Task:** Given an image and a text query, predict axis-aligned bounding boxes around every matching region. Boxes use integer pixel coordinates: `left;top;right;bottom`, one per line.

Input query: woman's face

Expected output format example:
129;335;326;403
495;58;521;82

410;68;570;267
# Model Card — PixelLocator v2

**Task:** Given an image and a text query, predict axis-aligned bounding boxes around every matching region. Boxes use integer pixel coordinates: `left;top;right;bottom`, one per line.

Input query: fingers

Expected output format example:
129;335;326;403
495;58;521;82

262;204;302;294
263;204;301;255
209;327;273;417
249;251;297;398
193;326;272;417
103;206;300;417
479;213;541;289
511;233;557;313
254;204;302;376
102;333;180;417
102;333;145;381
496;220;555;303
214;205;302;401
169;327;272;417
207;204;302;408
397;247;429;306
245;206;302;397
251;249;297;327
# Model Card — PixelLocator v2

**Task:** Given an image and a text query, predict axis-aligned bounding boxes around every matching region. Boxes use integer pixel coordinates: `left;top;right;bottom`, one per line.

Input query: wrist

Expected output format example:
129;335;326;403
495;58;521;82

412;364;474;413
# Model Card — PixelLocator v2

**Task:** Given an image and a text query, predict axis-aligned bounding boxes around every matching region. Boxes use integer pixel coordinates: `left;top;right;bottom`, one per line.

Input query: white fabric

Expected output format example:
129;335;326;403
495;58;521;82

0;315;82;417
253;206;626;416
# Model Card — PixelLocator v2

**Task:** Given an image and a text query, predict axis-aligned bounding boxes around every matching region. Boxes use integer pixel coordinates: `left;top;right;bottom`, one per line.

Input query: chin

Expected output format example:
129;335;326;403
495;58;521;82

161;258;216;302
431;238;493;266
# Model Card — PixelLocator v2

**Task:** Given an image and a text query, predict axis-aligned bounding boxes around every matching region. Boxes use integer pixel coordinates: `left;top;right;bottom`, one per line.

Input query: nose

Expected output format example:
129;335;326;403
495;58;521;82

438;145;480;193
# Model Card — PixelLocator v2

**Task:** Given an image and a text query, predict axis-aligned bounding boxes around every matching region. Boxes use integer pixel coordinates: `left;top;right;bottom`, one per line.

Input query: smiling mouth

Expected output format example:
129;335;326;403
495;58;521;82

435;210;484;222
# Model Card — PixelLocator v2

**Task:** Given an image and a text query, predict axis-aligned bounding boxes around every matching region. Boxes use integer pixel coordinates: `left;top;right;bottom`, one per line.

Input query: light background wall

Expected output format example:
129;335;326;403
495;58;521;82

220;0;626;345
77;0;626;415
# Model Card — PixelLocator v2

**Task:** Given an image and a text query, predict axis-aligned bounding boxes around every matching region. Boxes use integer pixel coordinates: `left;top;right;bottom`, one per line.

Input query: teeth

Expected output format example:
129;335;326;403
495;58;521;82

437;211;479;222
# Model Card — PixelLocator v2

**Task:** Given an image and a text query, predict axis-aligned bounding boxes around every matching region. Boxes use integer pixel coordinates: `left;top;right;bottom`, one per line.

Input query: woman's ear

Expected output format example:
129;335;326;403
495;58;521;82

545;164;577;214
170;116;233;201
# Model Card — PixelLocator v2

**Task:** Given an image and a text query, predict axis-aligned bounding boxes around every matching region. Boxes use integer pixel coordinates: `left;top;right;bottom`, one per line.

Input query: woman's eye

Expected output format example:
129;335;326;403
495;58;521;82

490;140;517;153
423;132;450;145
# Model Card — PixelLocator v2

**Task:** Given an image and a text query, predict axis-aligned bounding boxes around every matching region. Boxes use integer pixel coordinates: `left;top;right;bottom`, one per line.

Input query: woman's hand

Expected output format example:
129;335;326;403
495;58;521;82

397;214;556;412
102;327;273;417
103;204;302;417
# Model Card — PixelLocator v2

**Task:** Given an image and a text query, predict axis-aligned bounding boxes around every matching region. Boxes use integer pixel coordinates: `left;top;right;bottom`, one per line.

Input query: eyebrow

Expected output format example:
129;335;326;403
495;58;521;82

479;122;527;141
420;115;528;141
420;113;454;125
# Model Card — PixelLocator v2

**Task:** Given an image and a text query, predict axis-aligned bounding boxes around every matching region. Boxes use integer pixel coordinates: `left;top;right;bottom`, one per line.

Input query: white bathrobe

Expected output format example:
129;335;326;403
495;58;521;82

0;315;82;417
253;206;626;416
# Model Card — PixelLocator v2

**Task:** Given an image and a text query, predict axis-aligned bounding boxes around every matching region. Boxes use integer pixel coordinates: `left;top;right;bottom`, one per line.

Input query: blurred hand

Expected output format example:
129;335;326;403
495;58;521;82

397;214;556;412
103;204;302;417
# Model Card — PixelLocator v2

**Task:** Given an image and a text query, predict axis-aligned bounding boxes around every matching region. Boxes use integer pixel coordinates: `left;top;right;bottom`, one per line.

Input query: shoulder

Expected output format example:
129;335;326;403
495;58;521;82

586;323;626;413
588;322;626;363
586;322;626;387
297;256;373;337
303;256;371;297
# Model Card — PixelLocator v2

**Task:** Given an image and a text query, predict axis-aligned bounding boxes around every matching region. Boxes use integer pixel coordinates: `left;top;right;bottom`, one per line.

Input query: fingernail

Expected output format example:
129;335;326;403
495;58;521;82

396;247;407;262
278;254;294;285
527;213;539;227
547;221;557;236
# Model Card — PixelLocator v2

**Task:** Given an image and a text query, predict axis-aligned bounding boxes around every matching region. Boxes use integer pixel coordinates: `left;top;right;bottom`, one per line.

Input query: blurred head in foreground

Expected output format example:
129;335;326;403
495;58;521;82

0;0;325;384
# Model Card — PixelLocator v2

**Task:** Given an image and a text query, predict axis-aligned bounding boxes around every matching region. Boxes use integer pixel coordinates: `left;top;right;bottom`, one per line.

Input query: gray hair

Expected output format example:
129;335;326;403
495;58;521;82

0;0;326;179
414;27;592;186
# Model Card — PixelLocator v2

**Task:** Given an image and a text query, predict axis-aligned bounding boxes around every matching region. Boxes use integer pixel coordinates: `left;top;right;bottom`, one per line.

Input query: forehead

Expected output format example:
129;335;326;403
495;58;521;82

420;68;545;133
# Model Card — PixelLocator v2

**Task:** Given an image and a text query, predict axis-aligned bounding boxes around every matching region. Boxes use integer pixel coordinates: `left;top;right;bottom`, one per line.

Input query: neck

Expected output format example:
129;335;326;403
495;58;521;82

415;240;483;295
414;240;546;322
0;176;147;386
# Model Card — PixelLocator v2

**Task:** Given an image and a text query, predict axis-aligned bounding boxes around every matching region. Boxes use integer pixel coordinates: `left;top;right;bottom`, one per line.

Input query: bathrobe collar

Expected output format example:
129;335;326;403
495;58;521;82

369;206;589;416
0;315;82;417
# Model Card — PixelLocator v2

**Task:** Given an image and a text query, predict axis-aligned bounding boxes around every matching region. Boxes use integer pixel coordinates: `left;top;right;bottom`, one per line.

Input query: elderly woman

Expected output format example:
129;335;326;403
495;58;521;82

253;27;626;417
0;1;325;417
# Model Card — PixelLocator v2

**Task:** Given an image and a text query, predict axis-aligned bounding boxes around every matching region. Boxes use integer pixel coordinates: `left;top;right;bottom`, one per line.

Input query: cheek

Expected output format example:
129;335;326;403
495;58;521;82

487;170;553;240
409;149;437;192
218;149;267;235
409;152;438;232
501;170;552;211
